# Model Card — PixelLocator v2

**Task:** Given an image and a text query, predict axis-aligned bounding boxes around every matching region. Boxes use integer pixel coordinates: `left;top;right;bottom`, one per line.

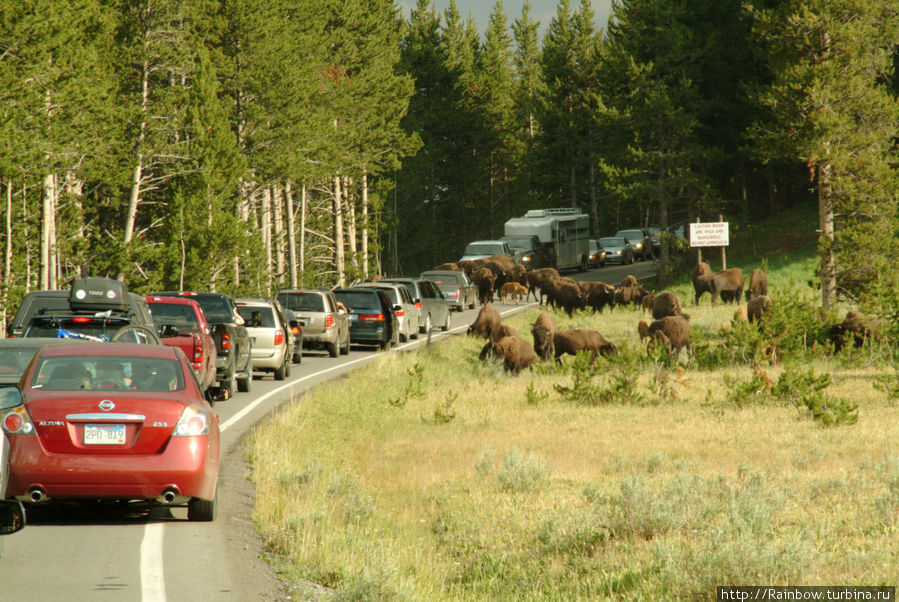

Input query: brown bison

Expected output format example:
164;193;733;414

747;295;772;324
746;268;768;301
433;262;460;272
491;336;538;374
640;293;655;315
652;291;687;320
499;281;527;304
457;260;478;276
531;311;558;361
467;305;502;339
578;281;617;314
546;278;587;317
829;310;876;352
647;315;691;357
480;323;519;361
710;268;744;304
553;328;618;363
507;264;528;287
471;267;497;305
615;284;650;307
526;268;560;303
620;275;639;287
692;261;714;304
638;320;651;343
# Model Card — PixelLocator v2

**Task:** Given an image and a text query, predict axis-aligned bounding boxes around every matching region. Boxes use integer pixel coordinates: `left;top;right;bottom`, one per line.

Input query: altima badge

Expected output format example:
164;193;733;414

98;399;115;412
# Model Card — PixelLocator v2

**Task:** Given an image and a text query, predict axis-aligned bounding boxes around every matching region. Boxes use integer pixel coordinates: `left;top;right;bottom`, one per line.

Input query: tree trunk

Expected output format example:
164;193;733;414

818;162;836;309
273;183;285;286
2;181;11;333
588;146;597;236
333;175;346;287
361;173;369;279
300;183;307;273
345;176;358;272
40;173;54;289
262;185;272;293
49;173;57;290
125;57;150;247
285;180;298;289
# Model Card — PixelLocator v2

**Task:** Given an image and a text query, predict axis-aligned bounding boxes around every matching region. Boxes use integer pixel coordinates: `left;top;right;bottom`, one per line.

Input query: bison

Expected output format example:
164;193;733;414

546;278;587;317
553;328;618;363
747;295;772;324
614;284;650;307
471;267;497;305
647;316;691;358
746;268;768;301
499;281;527;304
467;305;502;339
480;323;520;361
710;268;744;304
652;291;687;320
578;281;617;314
531;311;558;361
693;261;714;304
526;268;560;303
491;336;538;374
829;310;876;353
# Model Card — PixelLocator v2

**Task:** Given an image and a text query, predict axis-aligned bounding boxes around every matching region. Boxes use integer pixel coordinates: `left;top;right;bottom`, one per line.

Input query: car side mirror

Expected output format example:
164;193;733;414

0;387;24;409
394;305;403;312
0;500;26;535
160;324;179;337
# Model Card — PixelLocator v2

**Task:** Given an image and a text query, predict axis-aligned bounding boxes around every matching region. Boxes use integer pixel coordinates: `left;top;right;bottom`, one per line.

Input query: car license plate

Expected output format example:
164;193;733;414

84;424;126;445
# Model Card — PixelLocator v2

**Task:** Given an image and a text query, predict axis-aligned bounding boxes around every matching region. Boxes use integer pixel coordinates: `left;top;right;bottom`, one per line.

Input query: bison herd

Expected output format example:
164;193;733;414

445;256;874;375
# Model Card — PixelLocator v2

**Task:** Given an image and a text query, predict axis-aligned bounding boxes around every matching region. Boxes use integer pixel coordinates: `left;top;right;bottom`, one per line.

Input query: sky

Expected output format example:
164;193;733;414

395;0;614;39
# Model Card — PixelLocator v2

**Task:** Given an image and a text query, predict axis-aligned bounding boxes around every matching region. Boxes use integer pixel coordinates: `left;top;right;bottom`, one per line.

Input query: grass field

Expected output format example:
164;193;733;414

246;205;899;600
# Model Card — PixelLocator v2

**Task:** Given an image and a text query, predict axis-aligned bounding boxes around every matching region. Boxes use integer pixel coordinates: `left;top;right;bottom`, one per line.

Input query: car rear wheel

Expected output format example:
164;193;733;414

274;356;287;381
340;333;350;355
442;312;451;332
237;367;252;393
188;494;216;522
328;339;339;357
421;314;431;333
220;373;235;400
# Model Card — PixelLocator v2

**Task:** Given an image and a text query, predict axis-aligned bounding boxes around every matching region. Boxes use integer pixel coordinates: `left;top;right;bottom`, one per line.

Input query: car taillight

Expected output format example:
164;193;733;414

325;314;334;328
192;333;203;363
72;317;92;323
221;332;231;350
2;405;35;435
173;405;211;436
395;310;404;317
447;291;458;299
415;302;422;309
291;326;301;335
359;313;385;322
274;329;284;346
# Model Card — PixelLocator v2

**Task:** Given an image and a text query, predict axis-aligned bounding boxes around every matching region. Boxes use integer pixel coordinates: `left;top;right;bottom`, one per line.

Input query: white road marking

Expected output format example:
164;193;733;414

140;303;532;601
140;522;166;601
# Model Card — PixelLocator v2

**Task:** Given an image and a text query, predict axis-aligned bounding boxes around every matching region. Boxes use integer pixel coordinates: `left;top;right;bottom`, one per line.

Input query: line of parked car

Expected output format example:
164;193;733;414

0;271;474;527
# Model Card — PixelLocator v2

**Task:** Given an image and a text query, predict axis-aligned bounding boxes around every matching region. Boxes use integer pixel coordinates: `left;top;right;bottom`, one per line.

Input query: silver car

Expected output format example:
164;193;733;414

380;278;452;333
234;297;295;381
355;282;421;342
276;289;350;358
598;236;635;265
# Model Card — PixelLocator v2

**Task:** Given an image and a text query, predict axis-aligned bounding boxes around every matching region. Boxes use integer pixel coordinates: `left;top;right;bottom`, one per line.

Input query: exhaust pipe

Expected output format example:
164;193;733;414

157;488;179;505
28;487;48;503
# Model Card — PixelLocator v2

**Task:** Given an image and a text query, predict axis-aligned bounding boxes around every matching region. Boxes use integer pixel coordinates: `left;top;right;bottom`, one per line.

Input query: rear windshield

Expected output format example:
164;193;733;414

334;291;381;311
148;302;200;331
236;306;276;328
277;293;325;312
422;273;460;285
192;295;233;322
24;317;132;342
30;356;185;392
0;346;44;378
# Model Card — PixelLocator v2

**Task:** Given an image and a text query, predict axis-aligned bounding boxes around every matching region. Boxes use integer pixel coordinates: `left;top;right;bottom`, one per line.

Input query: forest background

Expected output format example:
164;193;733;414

1;0;898;332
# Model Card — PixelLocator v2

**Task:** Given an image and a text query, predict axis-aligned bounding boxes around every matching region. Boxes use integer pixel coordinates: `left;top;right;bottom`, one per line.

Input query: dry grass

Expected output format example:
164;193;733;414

246;262;899;600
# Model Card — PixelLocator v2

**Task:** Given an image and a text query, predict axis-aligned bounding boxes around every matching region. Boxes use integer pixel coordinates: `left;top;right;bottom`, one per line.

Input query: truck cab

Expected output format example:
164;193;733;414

459;240;514;262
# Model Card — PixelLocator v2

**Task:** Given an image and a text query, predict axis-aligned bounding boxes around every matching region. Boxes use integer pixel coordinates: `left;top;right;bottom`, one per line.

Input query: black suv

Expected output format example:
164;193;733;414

10;278;159;344
615;228;654;261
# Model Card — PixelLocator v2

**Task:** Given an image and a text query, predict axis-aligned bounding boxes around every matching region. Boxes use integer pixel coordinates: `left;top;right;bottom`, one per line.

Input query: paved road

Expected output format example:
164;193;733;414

0;259;658;600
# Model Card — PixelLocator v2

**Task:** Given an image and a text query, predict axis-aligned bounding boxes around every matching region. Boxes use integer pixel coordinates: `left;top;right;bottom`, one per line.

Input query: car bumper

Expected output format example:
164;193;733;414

249;347;287;369
302;328;338;346
6;434;219;502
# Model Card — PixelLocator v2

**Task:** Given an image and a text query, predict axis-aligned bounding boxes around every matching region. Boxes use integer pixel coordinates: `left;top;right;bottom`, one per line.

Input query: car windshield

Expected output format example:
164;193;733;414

277;293;325;312
236;306;276;328
24;317;132;342
500;237;531;251
148;302;200;331
334;291;381;311
616;230;643;240
464;243;504;255
600;237;625;247
30;356;184;392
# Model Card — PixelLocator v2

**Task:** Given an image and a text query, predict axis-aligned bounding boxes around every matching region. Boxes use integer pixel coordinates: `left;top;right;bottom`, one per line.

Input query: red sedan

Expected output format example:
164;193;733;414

0;343;220;521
